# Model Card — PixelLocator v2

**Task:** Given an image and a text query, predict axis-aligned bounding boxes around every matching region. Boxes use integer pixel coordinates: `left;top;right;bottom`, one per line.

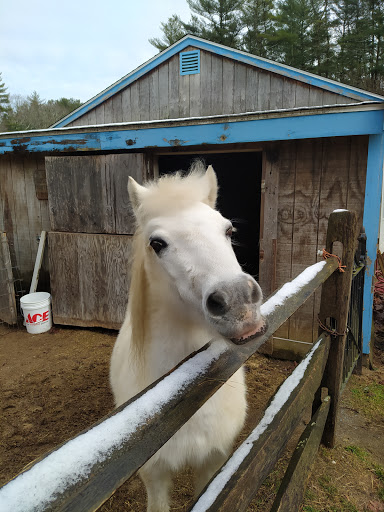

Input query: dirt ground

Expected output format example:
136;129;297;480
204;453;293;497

1;320;383;512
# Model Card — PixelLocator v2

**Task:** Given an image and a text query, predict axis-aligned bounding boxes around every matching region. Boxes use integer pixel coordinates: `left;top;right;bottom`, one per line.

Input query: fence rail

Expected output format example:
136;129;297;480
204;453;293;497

0;210;359;512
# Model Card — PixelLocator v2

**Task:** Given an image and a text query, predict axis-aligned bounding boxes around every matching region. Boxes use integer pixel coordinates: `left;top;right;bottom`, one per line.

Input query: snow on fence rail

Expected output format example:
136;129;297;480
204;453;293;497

0;210;359;512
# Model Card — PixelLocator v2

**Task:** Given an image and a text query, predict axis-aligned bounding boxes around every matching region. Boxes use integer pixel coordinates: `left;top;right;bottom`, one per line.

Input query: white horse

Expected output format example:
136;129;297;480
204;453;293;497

110;164;265;512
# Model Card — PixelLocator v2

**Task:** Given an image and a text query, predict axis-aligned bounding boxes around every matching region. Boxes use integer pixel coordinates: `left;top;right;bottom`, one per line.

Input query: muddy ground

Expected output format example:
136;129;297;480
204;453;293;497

1;322;383;511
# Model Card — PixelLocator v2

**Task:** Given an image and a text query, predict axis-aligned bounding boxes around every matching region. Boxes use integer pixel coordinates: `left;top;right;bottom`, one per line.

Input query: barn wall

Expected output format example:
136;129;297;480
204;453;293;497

268;135;368;354
67;48;355;127
46;153;148;328
0;155;50;288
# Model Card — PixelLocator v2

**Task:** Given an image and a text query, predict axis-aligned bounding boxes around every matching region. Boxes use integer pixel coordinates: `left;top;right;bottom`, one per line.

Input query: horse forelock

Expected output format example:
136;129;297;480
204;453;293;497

136;168;216;223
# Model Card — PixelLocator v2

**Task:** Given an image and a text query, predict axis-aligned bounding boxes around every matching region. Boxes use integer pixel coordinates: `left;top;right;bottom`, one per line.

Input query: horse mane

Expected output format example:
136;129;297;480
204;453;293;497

127;228;149;366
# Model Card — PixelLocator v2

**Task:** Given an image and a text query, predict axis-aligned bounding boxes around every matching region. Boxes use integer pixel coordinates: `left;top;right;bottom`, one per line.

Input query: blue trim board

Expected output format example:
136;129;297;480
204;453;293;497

2;110;383;155
362;133;384;354
52;36;383;128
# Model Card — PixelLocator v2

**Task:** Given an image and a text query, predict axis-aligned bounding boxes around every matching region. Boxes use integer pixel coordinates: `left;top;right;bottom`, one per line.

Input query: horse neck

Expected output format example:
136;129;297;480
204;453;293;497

128;232;213;369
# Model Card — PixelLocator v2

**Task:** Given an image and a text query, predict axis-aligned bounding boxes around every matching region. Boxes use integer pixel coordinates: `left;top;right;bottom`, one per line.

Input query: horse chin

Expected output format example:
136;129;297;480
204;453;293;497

229;318;268;345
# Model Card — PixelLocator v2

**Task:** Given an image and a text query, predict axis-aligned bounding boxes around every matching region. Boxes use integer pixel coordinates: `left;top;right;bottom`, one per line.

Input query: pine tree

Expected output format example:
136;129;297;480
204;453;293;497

241;0;276;58
149;15;186;51
273;0;314;69
0;73;10;115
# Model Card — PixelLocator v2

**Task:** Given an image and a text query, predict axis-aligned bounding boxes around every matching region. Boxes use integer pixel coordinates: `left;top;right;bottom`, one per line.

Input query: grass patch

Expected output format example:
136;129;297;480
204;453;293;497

349;382;384;420
344;445;369;461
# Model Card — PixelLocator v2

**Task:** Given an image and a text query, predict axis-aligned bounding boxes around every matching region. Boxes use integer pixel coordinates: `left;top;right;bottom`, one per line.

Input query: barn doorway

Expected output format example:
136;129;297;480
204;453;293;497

158;152;262;278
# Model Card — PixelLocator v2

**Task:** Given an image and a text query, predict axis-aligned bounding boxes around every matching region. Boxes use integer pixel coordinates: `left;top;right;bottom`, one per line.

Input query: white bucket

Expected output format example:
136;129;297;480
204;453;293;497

20;292;52;334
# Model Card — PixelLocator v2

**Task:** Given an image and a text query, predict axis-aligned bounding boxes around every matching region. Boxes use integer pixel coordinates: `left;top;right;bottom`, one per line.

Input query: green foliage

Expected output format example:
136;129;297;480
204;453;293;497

149;15;186;51
3;92;82;132
344;444;370;461
150;0;384;95
350;382;384;420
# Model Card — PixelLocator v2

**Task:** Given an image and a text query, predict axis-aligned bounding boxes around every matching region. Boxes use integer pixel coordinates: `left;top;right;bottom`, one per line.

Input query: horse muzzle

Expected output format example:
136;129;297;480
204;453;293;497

204;275;266;343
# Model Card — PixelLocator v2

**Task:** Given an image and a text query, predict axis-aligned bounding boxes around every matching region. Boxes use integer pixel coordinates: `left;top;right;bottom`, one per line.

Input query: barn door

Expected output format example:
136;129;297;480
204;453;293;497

45;153;148;329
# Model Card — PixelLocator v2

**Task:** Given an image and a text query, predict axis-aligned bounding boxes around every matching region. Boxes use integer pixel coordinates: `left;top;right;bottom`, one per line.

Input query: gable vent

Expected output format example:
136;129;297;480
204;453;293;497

180;50;200;75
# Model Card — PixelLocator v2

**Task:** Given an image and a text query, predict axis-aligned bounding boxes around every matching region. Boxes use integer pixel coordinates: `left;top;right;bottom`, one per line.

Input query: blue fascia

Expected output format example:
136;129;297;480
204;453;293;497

2;109;383;155
52;36;383;128
362;133;384;354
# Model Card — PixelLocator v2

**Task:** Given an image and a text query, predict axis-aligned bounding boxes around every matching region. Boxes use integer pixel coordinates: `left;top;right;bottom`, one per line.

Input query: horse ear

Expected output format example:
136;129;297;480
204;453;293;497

128;177;148;215
204;165;218;208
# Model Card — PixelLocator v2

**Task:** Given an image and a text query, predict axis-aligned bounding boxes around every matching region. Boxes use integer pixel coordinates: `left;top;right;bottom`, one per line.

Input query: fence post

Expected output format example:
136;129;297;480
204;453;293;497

317;210;359;448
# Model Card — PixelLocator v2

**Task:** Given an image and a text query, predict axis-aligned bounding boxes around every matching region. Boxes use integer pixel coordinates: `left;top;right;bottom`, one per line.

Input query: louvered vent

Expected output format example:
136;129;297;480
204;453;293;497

180;50;200;75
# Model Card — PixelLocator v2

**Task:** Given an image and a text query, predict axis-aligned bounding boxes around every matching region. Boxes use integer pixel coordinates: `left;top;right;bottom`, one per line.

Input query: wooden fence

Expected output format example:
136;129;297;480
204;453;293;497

0;210;359;512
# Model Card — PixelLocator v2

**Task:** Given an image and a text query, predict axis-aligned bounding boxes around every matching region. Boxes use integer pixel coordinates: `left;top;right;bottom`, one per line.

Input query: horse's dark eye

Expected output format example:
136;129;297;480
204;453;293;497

226;226;233;238
150;238;168;254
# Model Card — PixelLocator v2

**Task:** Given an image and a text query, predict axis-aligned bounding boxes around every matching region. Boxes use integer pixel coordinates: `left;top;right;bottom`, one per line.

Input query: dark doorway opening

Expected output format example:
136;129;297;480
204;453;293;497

158;152;262;278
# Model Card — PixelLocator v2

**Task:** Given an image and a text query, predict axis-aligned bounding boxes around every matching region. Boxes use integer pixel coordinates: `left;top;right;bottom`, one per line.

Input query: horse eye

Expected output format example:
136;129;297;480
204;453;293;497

226;226;233;238
150;238;168;254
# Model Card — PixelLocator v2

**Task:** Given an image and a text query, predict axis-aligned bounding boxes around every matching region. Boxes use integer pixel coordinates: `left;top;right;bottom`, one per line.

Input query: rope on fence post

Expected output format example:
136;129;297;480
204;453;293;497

316;210;359;449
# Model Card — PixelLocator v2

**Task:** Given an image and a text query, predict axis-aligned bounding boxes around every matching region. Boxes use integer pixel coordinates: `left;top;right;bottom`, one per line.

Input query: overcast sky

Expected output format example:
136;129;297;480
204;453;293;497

0;0;191;103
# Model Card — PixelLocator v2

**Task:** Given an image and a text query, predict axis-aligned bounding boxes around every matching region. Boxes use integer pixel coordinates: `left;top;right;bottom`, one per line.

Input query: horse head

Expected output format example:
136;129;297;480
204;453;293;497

128;165;265;344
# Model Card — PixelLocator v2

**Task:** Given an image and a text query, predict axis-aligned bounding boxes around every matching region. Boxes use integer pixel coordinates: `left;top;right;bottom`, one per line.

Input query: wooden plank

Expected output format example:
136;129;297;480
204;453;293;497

49;232;132;329
309;86;324;107
270;74;283;110
270;396;331;512
108;153;145;234
189;69;201;118
179;74;190;119
112;94;123;123
121;87;132;122
103;97;114;124
295;82;310;108
139;76;150;121
168;54;180;118
129;81;140;122
95;103;105;124
257;70;270;110
246;67;258;112
210;54;223;116
191;333;331;512
2;261;337;512
259;145;279;298
10;156;34;279
346;136;368;217
282;78;296;109
158;62;169;119
46;154;144;235
233;62;246;113
149;68;160;121
0;232;17;324
222;59;234;114
29;231;46;293
200;51;212;116
317;210;359;447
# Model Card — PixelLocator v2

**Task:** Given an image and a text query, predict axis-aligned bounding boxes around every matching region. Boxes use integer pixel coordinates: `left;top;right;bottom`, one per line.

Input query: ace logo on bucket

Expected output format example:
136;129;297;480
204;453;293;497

26;310;49;325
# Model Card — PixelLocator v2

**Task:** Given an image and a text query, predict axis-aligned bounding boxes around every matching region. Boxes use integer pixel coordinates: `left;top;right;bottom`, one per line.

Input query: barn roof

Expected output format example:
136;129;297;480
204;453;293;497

52;35;384;129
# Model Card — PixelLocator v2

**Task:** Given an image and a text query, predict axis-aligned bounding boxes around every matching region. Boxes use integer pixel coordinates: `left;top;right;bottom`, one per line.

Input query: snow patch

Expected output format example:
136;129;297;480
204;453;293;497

261;261;326;317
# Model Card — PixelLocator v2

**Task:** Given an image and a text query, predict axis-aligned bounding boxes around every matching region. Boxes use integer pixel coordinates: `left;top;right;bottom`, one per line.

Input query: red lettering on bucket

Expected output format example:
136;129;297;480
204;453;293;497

26;311;49;324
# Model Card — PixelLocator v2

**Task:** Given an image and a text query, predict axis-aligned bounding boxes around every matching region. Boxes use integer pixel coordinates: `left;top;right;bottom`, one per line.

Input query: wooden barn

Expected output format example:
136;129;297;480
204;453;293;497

0;36;383;359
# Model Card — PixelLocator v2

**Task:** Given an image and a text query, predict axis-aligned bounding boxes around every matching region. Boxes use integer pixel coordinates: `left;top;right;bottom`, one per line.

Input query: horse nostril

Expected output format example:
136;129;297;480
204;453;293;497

206;291;230;316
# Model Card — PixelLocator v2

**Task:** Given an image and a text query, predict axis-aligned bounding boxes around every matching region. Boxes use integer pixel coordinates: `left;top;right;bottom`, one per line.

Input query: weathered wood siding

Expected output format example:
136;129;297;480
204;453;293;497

46;154;145;234
46;153;147;327
68;48;355;127
270;135;368;346
48;232;132;329
0;155;50;286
